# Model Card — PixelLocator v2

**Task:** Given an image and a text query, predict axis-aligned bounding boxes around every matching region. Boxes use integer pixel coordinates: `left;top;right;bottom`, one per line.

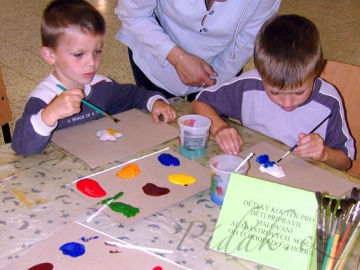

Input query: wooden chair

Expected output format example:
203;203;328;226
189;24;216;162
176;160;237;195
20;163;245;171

0;66;12;144
320;60;360;178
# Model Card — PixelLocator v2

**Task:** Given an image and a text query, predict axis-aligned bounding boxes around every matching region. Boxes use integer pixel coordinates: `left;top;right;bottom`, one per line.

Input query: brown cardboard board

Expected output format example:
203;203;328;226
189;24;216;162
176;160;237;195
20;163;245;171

3;222;186;270
69;148;210;224
51;109;179;168
240;141;356;196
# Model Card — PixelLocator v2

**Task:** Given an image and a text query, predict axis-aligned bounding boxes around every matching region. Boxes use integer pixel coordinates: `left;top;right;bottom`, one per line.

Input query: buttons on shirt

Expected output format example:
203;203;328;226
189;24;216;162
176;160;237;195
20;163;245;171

200;10;213;33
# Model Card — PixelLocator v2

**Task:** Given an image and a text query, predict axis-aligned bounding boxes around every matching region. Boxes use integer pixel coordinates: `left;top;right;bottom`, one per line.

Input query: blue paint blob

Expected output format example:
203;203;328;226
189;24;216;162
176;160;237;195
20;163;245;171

59;242;85;257
256;154;275;168
158;153;180;166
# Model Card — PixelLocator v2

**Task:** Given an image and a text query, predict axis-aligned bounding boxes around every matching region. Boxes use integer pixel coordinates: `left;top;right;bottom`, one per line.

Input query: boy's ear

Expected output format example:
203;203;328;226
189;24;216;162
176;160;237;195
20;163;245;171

40;47;56;65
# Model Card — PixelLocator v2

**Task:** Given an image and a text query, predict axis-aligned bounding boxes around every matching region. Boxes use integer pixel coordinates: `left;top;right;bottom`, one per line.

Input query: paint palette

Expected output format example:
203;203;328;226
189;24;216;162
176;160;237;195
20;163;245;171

3;222;186;270
69;149;210;224
51;109;179;168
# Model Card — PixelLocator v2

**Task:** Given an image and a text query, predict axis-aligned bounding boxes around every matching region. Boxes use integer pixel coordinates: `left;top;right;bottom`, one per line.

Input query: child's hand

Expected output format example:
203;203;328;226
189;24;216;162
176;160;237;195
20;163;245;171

294;133;326;161
151;100;177;123
42;89;84;126
214;126;243;155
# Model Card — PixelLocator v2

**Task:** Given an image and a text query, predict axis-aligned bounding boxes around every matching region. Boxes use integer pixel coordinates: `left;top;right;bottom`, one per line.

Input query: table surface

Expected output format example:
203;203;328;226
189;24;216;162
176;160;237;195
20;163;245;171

0;98;359;270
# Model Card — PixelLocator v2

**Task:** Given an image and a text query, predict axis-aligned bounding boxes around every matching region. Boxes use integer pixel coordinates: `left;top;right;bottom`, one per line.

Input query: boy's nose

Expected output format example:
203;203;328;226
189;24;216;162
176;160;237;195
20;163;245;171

281;95;295;107
86;55;96;67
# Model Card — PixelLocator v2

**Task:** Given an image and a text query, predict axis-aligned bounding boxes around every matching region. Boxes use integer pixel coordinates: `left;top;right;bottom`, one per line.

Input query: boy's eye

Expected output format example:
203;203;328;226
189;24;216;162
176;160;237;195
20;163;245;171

95;50;102;54
73;53;83;57
270;91;280;96
294;91;305;96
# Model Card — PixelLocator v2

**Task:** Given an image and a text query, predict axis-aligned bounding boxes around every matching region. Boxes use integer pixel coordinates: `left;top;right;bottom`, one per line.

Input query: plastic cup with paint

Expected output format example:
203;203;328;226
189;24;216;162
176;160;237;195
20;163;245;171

178;114;211;159
210;154;249;206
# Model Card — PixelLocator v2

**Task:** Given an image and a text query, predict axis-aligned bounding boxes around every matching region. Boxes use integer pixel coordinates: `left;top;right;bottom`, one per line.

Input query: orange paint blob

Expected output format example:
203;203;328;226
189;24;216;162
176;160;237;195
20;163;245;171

116;163;140;179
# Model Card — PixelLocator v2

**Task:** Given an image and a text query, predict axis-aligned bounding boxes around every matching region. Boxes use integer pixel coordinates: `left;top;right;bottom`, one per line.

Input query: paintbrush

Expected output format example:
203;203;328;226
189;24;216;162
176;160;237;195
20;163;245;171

324;209;342;270
334;199;357;260
315;191;324;270
277;113;332;163
322;196;331;259
329;199;338;233
56;84;120;123
333;219;360;270
104;241;173;254
234;152;254;172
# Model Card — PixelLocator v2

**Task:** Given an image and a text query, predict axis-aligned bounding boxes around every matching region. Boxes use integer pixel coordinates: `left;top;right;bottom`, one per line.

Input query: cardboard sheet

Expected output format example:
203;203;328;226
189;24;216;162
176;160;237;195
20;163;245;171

51;109;179;168
69;149;210;224
3;222;186;270
241;141;356;196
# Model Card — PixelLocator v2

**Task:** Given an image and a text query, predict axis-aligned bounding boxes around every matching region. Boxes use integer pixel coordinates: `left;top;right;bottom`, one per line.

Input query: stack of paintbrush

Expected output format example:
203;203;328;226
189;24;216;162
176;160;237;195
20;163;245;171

315;187;360;270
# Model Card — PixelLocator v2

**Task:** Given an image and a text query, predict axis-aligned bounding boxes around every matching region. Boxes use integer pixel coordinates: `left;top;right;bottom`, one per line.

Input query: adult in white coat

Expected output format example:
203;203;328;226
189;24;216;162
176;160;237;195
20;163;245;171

115;0;281;99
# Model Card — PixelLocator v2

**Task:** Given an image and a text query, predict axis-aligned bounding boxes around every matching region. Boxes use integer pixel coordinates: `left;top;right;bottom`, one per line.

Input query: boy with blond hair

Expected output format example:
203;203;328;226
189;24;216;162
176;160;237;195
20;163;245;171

12;0;176;155
192;15;354;170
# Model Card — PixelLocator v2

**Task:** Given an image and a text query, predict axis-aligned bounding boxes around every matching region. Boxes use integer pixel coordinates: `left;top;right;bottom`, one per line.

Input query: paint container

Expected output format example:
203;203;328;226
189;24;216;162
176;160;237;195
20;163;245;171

178;114;211;159
210;155;249;205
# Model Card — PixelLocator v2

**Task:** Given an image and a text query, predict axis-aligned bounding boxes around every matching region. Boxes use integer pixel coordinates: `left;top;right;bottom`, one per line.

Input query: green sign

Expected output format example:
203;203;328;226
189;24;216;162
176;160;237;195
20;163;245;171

210;174;317;270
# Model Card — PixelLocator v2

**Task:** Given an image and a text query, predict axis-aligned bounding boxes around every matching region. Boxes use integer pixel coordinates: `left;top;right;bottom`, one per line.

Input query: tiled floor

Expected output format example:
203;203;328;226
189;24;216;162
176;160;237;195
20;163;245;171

1;0;360;145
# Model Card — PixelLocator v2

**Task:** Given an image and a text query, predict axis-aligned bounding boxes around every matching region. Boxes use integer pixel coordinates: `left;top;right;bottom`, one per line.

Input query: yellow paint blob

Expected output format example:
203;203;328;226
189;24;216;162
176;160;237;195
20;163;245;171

168;174;196;186
117;163;141;179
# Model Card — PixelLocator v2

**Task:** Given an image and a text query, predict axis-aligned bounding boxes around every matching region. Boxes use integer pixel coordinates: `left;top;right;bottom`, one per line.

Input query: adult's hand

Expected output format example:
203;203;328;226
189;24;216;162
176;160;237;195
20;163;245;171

167;46;217;88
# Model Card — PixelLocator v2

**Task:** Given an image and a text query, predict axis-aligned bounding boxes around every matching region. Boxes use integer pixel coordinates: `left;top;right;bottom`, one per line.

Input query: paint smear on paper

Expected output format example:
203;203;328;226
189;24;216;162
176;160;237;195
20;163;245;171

76;178;106;198
116;163;140;179
96;129;123;142
28;263;54;270
142;183;170;196
256;154;285;178
168;174;196;186
59;242;85;257
11;189;49;207
80;236;99;242
157;153;180;166
108;202;139;217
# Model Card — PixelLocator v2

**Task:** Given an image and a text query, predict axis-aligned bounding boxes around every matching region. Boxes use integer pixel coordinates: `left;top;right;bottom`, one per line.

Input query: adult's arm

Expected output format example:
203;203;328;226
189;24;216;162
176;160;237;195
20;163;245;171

115;0;176;66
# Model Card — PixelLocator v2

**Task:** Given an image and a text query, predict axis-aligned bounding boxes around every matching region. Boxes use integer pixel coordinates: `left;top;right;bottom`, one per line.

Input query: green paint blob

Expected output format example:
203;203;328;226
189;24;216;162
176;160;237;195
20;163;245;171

108;202;139;217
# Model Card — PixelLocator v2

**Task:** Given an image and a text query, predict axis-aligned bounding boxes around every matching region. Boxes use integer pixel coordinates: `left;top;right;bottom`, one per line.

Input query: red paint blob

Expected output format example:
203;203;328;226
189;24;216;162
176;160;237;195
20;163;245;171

76;178;106;198
142;183;170;196
153;267;163;270
28;263;54;270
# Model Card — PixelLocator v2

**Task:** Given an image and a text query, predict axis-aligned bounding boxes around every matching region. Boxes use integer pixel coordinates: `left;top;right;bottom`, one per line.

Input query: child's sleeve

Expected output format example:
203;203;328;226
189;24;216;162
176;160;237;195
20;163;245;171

105;81;167;114
196;84;243;120
11;98;55;155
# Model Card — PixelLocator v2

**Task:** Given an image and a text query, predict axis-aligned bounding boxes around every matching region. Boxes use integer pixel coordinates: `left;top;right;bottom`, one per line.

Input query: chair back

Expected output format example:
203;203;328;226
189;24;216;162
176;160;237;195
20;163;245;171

0;67;12;126
320;60;360;177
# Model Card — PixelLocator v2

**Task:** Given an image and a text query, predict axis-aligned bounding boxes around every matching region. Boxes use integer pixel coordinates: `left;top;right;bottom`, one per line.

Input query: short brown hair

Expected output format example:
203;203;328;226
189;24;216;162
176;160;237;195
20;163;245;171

41;0;106;49
254;14;324;89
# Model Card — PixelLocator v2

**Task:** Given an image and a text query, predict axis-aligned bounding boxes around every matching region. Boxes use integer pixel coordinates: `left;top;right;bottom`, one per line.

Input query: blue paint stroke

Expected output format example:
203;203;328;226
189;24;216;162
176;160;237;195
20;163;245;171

59;242;85;257
80;236;99;242
256;154;275;168
158;153;180;166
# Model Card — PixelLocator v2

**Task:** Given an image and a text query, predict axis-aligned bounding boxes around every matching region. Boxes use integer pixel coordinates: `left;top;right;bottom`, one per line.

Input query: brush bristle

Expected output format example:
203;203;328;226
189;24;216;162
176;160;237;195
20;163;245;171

336;208;342;219
330;199;337;212
351;187;358;199
322;197;330;208
315;191;322;205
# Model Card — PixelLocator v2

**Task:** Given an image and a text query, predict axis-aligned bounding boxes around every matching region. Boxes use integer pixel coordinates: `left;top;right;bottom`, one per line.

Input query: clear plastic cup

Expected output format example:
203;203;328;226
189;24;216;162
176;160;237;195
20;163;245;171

178;114;211;159
210;154;249;205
